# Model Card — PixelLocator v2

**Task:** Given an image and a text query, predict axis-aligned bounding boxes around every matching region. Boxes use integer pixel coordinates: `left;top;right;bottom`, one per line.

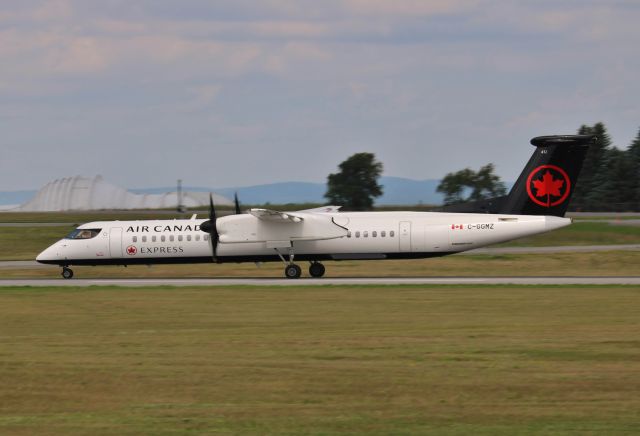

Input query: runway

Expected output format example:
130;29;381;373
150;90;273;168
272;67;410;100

1;244;638;270
1;276;639;286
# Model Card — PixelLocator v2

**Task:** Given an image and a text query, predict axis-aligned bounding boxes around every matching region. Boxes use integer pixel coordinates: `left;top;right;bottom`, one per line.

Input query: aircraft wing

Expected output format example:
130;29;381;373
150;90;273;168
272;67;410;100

218;208;348;244
249;208;304;223
298;205;342;213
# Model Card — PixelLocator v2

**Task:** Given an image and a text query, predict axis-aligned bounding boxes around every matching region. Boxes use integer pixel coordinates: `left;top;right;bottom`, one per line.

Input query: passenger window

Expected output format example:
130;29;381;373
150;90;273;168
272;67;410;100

196;234;200;241
152;235;157;242
142;236;147;242
161;235;166;242
363;231;368;238
187;235;192;241
132;236;137;242
390;230;395;237
355;231;361;238
372;231;377;237
347;231;352;238
170;235;174;242
381;231;386;237
178;235;183;242
204;234;209;241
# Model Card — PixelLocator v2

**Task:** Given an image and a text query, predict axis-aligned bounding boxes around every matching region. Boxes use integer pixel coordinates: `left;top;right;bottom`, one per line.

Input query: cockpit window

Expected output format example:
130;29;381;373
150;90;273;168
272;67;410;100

65;228;101;239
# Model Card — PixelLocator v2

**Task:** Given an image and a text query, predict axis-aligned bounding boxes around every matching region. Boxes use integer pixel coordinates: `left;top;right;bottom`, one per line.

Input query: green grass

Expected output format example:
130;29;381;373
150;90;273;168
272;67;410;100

0;211;197;223
3;209;633;224
0;207;435;223
570;215;640;220
0;285;639;434
0;225;76;260
493;221;640;247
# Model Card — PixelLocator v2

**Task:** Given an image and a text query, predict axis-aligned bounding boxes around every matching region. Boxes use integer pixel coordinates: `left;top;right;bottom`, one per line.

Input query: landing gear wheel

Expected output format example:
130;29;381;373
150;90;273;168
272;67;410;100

61;267;74;280
309;262;325;278
285;264;302;279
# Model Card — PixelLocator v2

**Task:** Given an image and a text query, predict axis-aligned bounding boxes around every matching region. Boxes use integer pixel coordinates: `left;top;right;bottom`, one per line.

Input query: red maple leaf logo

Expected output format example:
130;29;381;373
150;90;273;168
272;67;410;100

126;245;137;255
533;171;564;205
526;165;571;208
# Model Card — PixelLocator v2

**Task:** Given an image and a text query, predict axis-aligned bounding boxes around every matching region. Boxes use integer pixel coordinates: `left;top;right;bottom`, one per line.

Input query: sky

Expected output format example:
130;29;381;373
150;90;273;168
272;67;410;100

1;0;640;191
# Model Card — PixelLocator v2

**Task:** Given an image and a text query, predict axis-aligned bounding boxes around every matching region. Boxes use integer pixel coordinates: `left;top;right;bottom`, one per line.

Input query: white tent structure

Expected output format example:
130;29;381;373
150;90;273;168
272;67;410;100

15;175;232;211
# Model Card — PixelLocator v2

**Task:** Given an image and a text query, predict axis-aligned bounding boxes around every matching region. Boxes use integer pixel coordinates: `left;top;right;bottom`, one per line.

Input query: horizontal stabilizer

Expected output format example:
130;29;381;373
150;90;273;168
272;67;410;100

530;135;596;147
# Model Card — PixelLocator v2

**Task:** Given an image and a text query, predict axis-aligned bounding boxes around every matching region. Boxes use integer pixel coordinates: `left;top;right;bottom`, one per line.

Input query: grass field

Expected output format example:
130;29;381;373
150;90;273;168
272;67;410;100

1;210;638;223
0;284;639;434
495;221;640;247
0;211;191;223
0;225;75;261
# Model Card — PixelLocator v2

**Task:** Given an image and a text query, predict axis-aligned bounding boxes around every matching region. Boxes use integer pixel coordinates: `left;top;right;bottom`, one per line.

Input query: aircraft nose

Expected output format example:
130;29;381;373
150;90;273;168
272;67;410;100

36;244;61;264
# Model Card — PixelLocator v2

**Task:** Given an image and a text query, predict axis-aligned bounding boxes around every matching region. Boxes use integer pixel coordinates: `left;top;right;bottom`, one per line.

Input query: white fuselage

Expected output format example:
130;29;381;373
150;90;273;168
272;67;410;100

36;211;570;265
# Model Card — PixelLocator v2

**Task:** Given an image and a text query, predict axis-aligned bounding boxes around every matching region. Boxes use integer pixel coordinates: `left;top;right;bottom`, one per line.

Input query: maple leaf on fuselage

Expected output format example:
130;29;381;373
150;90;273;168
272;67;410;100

532;171;564;198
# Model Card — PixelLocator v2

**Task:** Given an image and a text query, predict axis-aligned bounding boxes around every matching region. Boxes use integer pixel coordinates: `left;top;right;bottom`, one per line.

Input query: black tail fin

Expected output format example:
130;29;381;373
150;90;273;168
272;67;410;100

499;135;596;216
440;134;596;216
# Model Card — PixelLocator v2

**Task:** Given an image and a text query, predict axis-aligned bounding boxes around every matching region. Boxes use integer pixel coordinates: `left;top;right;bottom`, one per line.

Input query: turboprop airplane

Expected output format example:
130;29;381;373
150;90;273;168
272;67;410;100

37;134;596;279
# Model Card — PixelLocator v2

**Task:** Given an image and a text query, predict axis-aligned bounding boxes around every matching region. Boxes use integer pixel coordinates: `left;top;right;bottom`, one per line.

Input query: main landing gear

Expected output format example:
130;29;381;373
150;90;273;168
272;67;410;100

309;262;326;278
61;267;74;279
285;264;302;279
275;248;325;279
283;262;325;279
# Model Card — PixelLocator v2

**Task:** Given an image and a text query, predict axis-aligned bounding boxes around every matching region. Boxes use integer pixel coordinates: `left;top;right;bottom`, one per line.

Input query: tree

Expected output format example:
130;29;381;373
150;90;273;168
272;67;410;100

325;153;383;210
469;164;507;201
572;122;611;209
436;168;475;205
437;163;506;205
586;147;636;210
628;128;640;208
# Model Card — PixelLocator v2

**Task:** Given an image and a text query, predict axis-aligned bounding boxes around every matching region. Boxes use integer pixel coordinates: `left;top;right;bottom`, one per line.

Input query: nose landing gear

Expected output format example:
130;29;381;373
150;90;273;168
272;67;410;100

61;267;74;279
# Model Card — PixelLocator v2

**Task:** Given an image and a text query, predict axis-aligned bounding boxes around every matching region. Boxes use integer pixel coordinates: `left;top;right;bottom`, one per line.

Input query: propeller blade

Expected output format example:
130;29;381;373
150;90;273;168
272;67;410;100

210;194;216;221
207;193;219;260
234;192;241;215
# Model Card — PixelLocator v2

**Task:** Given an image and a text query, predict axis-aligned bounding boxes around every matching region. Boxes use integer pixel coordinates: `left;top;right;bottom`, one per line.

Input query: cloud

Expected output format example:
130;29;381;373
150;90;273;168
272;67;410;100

48;37;109;74
1;0;640;190
343;0;480;16
181;84;221;111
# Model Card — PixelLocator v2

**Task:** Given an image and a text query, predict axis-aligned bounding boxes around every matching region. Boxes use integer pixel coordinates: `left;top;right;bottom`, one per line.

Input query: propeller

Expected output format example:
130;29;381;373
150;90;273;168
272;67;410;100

200;193;219;260
234;192;241;215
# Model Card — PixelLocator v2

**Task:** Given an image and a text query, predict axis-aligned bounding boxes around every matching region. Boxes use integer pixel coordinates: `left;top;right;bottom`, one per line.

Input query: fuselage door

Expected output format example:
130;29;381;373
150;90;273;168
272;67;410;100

399;221;411;252
109;227;122;258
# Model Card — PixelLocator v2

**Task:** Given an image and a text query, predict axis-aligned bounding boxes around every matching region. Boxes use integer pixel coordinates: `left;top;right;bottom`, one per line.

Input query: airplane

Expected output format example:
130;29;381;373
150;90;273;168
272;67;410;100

36;134;596;279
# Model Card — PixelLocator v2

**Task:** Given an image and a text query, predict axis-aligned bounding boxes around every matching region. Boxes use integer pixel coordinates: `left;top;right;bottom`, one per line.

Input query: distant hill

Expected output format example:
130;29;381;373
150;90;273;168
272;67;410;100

1;177;446;206
376;177;442;205
130;177;445;205
0;190;37;206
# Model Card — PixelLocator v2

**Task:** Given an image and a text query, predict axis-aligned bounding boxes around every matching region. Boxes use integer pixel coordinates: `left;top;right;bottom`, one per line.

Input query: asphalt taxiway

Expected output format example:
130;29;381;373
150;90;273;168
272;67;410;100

1;276;639;286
